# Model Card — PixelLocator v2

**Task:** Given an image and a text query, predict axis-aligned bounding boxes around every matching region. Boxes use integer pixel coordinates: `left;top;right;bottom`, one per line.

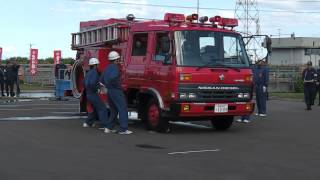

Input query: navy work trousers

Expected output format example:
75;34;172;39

255;85;267;114
87;94;109;128
107;89;128;131
304;84;316;109
0;77;4;95
85;110;97;126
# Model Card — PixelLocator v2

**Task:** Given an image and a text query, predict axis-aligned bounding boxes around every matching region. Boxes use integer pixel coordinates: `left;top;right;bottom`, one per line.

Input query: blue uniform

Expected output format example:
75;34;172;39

253;65;268;114
101;63;129;132
84;69;109;127
302;68;317;109
316;69;320;105
0;65;5;96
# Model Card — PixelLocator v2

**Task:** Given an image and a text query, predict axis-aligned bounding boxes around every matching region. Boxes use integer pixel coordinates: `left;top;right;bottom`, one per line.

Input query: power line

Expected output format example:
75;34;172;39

70;0;320;14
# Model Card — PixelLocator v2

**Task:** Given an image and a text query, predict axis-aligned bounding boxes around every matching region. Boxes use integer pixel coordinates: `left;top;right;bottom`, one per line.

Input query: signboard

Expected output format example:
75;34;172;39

0;47;2;61
29;49;38;75
54;50;62;65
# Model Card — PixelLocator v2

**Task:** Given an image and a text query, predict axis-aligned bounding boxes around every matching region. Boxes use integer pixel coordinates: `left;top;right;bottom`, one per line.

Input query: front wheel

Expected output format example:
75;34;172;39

211;116;234;131
142;98;169;133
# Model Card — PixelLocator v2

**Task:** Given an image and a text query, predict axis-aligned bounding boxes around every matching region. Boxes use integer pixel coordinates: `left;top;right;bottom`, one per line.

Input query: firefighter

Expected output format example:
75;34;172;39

0;61;5;96
83;58;109;130
302;61;317;110
12;59;20;97
316;68;320;106
101;51;133;135
5;61;15;97
253;60;268;116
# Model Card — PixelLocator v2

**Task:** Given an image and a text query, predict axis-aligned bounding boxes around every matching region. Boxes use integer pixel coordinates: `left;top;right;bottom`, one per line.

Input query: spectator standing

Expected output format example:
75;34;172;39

302;61;317;110
12;59;20;97
253;60;269;117
5;61;15;97
316;68;320;106
0;61;5;96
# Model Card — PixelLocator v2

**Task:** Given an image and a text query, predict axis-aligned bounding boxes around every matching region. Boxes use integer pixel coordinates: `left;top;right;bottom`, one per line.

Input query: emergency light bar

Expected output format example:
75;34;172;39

164;13;185;23
209;16;238;28
186;14;198;22
199;16;208;23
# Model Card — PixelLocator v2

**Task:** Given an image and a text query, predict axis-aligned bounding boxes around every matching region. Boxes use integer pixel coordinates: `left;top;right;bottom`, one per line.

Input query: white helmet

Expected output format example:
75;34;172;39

89;58;99;65
108;51;120;61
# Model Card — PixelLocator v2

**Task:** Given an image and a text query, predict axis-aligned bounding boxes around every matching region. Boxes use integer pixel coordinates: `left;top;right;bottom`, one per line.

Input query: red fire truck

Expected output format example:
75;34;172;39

71;13;255;132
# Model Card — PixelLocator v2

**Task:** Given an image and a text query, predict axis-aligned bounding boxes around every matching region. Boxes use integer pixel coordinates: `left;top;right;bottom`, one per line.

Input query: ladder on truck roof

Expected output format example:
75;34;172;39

71;23;130;50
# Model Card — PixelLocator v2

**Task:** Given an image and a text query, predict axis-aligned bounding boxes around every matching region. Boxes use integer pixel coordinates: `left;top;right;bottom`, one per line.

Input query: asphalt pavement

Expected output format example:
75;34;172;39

0;98;319;180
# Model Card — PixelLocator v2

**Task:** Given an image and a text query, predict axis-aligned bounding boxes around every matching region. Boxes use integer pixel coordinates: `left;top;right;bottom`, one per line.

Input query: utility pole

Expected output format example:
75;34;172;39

197;0;200;22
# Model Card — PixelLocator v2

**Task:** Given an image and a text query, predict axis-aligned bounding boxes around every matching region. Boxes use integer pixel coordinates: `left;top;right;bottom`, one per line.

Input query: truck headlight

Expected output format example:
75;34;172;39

188;93;197;99
237;93;244;98
180;93;187;99
243;93;250;98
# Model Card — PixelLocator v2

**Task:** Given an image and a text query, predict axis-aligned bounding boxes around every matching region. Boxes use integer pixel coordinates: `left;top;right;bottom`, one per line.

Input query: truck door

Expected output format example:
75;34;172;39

126;32;150;87
148;32;174;102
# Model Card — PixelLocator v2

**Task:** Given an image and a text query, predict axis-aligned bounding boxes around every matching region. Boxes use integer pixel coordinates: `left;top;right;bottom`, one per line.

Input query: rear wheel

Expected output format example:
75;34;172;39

211;116;234;131
143;98;169;133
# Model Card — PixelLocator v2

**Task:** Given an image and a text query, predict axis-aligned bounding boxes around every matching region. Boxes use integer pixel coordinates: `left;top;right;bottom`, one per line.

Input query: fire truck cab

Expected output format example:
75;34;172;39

71;13;254;132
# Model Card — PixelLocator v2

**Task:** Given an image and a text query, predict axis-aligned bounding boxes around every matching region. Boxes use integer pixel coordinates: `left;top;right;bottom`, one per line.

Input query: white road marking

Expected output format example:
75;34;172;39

0;108;78;111
171;122;211;129
0;104;77;107
168;149;220;155
0;116;87;121
51;112;79;114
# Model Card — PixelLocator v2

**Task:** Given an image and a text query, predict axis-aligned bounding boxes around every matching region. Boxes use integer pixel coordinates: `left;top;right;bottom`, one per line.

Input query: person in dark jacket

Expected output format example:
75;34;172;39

12;59;20;97
302;61;317;110
5;61;15;97
83;58;109;130
0;61;5;96
101;51;132;135
316;68;320;106
253;60;269;116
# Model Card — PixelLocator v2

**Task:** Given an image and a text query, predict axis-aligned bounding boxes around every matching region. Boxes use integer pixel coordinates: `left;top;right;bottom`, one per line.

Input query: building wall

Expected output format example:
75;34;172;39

269;48;320;66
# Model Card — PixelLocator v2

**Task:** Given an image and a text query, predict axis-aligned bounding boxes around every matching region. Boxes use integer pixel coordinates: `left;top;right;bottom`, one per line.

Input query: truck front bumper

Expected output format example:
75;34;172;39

166;101;255;118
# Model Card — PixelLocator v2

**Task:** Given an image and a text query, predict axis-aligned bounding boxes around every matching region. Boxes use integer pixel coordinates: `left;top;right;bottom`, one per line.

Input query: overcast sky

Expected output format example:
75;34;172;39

1;0;320;59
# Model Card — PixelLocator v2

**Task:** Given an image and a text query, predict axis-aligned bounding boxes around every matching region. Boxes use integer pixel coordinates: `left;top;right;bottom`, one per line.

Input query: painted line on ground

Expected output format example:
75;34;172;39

0;116;87;121
171;122;211;129
168;149;220;155
0;104;78;107
0;108;78;111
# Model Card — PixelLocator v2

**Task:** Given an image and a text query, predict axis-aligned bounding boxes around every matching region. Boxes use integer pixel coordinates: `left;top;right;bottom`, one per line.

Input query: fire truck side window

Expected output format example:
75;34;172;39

154;33;171;63
132;33;148;56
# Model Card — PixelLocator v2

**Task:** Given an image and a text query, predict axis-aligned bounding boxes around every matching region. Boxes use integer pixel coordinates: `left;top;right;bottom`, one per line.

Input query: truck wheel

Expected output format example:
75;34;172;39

143;98;169;133
211;116;234;131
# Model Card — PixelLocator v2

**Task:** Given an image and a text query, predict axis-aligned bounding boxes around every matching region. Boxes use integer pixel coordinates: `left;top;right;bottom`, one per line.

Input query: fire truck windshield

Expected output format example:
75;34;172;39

174;30;250;68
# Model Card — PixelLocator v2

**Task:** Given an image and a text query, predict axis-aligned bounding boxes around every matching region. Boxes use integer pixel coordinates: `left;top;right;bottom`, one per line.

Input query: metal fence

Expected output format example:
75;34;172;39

21;64;71;86
268;65;303;92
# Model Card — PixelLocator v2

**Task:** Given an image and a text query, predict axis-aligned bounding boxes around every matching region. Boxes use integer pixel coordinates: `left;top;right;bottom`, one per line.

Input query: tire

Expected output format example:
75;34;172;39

142;98;169;133
211;116;234;131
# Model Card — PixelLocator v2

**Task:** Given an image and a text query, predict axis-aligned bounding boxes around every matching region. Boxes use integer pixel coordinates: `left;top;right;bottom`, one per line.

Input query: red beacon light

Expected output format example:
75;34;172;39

186;14;199;22
164;13;185;23
209;16;238;28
